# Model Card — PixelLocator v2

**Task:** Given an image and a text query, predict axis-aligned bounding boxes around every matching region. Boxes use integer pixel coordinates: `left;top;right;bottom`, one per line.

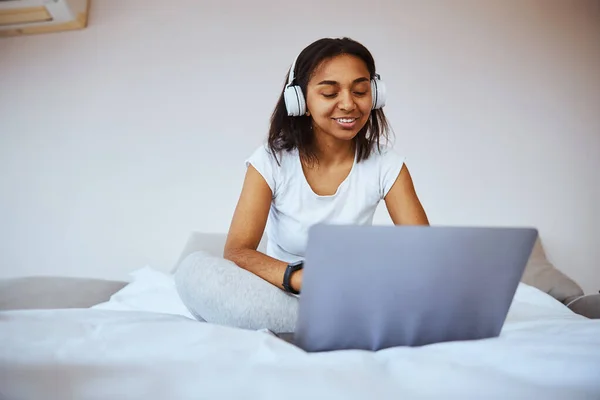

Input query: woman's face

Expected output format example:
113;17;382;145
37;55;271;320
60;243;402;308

305;54;372;143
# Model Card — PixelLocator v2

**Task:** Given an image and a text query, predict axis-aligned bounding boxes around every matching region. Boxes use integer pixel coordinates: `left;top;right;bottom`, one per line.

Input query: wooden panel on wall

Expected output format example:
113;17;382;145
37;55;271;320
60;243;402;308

0;6;53;26
0;0;90;38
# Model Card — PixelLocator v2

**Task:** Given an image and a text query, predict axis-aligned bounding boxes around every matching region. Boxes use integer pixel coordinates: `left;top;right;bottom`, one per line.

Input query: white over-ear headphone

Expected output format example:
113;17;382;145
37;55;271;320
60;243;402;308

283;55;387;117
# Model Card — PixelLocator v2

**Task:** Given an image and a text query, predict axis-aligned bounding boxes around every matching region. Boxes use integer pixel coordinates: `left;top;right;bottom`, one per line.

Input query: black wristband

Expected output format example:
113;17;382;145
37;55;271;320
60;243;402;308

282;261;303;295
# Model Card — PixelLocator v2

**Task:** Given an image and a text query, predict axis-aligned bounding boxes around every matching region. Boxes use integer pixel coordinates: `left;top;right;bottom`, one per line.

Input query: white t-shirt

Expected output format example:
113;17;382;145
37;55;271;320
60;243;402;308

245;144;405;264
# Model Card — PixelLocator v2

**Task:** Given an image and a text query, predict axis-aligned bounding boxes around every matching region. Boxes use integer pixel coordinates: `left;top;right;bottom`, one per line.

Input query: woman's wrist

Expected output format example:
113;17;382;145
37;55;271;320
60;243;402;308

290;269;303;293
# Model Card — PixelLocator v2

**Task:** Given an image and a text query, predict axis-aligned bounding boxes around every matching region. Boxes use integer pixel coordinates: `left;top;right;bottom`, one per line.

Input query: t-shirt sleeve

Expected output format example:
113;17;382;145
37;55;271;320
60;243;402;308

245;144;279;197
379;146;406;199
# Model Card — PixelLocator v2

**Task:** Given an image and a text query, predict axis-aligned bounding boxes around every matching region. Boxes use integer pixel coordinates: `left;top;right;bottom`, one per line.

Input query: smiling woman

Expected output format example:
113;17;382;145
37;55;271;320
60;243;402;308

307;55;374;139
175;37;429;333
269;38;390;165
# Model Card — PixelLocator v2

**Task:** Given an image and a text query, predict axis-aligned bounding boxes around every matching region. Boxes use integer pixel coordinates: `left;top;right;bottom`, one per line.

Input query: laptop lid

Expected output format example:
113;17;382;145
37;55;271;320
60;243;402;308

293;225;538;352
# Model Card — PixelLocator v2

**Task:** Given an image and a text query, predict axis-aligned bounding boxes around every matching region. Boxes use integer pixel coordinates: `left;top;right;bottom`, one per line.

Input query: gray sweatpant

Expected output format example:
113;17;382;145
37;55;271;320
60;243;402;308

174;251;299;333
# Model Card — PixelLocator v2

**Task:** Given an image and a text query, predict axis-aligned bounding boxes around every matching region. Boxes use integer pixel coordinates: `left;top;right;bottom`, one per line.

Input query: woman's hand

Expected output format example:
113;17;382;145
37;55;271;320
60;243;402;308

291;269;303;293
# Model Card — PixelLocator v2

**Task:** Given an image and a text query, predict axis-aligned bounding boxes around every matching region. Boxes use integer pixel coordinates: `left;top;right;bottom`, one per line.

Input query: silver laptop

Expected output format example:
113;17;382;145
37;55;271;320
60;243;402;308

284;224;537;352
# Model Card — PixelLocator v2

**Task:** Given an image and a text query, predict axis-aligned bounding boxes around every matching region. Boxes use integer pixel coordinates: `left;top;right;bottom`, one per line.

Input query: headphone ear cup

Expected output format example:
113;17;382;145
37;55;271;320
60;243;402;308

371;78;387;110
284;85;306;116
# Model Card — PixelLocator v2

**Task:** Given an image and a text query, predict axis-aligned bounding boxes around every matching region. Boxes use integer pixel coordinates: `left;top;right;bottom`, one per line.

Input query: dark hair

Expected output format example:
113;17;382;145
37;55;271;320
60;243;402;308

267;37;391;165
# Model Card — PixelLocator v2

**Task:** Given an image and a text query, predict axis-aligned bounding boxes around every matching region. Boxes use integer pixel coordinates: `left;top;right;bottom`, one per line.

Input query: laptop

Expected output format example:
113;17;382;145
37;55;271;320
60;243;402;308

278;224;538;352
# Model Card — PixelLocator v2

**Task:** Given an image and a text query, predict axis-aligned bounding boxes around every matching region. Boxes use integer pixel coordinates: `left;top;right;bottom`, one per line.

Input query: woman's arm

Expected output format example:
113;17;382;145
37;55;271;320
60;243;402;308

223;165;300;292
384;164;430;225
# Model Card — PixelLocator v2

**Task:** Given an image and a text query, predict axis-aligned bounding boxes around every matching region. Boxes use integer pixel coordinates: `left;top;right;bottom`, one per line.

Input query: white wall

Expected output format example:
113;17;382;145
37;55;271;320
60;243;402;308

1;0;599;293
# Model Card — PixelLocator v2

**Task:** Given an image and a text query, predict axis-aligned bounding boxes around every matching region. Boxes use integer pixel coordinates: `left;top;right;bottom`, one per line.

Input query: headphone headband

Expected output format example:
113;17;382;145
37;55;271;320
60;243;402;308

287;55;299;87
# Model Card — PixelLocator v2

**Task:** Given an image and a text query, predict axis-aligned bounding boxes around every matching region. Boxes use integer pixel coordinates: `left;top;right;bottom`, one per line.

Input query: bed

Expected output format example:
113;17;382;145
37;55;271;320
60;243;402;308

1;232;599;400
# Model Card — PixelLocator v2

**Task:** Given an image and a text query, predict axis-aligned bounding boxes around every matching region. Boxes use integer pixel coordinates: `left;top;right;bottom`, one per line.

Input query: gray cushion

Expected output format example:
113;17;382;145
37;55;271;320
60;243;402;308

172;232;266;273
0;276;127;311
566;294;600;319
521;238;584;304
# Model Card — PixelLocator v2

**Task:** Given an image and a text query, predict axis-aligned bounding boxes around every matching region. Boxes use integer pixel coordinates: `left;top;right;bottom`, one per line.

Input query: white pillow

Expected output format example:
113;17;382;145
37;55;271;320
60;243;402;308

91;266;195;320
505;282;581;324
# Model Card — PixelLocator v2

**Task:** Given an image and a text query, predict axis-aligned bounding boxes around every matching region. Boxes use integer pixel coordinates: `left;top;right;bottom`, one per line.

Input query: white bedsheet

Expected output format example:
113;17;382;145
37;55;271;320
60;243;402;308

1;283;600;400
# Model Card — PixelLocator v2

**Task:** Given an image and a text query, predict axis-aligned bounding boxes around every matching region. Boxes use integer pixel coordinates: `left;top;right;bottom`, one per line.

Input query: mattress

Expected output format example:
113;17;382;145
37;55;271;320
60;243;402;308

1;275;599;400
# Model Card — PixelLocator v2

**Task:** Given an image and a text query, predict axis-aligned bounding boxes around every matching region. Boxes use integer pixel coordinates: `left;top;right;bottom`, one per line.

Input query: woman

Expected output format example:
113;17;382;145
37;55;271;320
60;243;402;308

175;37;429;333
